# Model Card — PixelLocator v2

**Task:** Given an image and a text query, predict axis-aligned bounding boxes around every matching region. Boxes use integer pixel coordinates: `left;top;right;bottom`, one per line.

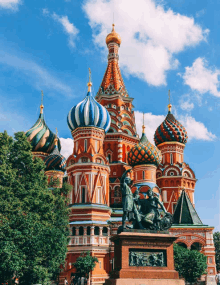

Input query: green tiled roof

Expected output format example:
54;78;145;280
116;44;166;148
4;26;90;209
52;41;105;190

173;190;203;225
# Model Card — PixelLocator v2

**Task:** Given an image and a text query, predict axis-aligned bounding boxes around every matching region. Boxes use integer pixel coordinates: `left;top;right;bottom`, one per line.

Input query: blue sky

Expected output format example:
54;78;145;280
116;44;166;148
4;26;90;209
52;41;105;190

0;0;220;230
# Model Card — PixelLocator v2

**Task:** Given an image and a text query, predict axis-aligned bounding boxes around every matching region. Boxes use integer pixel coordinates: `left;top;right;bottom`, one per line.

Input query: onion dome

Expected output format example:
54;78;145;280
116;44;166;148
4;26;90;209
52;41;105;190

106;24;121;45
44;135;66;172
25;94;61;153
128;125;162;167
154;103;188;146
67;69;111;133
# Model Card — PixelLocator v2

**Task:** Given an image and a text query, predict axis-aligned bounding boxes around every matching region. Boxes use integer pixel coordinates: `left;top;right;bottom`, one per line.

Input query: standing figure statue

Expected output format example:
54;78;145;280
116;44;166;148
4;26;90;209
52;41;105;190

120;169;144;230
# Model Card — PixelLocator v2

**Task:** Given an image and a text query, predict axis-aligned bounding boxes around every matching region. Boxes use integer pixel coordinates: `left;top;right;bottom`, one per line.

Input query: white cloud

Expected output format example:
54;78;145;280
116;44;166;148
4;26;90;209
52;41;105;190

182;57;220;97
0;49;73;96
52;13;79;48
179;97;194;111
60;138;73;159
135;111;216;143
0;0;21;10
42;8;49;15
83;0;209;86
179;115;216;141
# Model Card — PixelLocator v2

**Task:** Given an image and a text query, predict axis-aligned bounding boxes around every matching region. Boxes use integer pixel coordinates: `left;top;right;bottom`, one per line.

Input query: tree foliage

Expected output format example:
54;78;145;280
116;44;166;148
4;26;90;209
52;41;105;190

173;243;207;284
0;131;70;284
73;251;98;278
214;232;220;271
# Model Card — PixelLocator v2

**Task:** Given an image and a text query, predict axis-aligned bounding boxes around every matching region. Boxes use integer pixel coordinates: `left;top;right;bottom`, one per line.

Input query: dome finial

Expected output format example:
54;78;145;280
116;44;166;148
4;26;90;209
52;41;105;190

112;23;115;31
87;68;92;92
142;112;145;133
40;90;44;114
168;89;172;113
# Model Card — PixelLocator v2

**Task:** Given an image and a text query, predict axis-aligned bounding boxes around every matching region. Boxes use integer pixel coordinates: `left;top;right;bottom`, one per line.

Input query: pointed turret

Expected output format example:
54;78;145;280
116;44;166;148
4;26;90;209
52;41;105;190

173;189;203;225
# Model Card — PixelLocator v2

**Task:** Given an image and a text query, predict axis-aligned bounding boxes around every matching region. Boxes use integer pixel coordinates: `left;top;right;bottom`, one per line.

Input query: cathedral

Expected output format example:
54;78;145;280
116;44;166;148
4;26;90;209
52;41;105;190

25;24;216;284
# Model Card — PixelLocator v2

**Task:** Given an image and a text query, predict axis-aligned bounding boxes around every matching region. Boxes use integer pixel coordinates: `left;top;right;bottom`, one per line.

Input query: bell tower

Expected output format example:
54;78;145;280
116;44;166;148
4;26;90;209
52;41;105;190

96;24;139;207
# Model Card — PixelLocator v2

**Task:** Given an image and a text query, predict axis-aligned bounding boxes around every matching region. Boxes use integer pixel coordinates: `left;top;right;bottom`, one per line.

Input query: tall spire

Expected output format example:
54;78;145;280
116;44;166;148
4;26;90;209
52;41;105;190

168;90;172;113
40;90;44;114
97;24;127;97
87;68;92;92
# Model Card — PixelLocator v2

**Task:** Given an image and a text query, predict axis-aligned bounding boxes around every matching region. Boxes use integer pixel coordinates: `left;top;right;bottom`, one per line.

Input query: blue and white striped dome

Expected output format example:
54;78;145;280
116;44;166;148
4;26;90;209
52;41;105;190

67;89;111;133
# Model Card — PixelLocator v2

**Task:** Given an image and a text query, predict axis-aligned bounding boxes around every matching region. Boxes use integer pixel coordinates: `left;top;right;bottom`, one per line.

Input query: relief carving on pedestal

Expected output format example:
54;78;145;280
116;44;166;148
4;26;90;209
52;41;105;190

129;249;166;267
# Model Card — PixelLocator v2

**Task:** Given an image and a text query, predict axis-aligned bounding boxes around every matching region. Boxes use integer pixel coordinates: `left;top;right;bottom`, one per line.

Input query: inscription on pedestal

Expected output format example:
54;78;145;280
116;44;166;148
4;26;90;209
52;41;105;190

129;249;166;267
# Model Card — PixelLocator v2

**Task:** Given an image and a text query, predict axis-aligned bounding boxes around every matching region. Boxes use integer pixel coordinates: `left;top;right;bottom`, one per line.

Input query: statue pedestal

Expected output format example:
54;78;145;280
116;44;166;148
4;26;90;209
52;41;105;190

105;231;184;285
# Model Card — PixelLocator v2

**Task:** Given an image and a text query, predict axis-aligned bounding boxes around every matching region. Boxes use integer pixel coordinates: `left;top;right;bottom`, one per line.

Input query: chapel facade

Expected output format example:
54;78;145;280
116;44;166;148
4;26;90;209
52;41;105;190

25;25;216;285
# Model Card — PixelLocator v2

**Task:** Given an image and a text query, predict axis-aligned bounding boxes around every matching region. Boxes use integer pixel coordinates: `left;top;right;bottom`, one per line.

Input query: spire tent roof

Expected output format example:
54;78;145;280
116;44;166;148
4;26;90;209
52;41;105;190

96;24;129;98
173;189;203;225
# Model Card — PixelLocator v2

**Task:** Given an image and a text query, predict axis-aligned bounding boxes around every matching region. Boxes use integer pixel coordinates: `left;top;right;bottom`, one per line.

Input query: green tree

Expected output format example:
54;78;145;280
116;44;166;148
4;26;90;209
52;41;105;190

0;131;70;285
73;251;98;278
173;243;207;284
214;232;220;271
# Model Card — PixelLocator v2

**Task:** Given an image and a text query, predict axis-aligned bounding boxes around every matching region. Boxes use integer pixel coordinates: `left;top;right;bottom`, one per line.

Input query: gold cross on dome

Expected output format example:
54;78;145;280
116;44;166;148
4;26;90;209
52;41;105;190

55;127;58;136
89;68;91;83
142;112;145;133
41;90;44;105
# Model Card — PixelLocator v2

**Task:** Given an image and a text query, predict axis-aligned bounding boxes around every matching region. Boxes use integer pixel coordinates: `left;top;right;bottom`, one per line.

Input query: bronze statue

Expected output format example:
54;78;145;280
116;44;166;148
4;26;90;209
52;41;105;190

120;169;144;230
120;169;173;231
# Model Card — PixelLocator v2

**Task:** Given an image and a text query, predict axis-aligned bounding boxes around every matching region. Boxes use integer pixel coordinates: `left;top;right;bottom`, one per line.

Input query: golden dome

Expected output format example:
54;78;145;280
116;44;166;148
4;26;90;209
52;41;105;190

106;24;121;45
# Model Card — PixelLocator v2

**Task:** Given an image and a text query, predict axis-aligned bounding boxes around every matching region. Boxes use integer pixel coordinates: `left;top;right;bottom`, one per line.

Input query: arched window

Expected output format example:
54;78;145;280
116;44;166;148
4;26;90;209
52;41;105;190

94;226;99;236
82;187;85;203
72;227;76;236
176;242;187;249
143;171;145;180
103;227;108;236
76;141;78;152
87;226;90;236
79;226;84;236
84;139;87;152
114;186;120;197
107;154;112;163
191;242;202;251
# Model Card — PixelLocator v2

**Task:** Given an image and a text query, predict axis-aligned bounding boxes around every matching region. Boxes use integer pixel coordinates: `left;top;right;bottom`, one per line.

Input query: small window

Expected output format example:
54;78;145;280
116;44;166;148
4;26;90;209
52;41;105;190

96;158;102;164
143;171;145;179
114;186;120;197
87;226;90;236
170;153;173;164
76;141;78;152
170;172;174;176
84;139;87;152
82;157;88;163
94;226;99;236
113;105;116;109
103;227;108;236
107;154;112;163
82;187;85;203
79;226;83;236
72;227;76;236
